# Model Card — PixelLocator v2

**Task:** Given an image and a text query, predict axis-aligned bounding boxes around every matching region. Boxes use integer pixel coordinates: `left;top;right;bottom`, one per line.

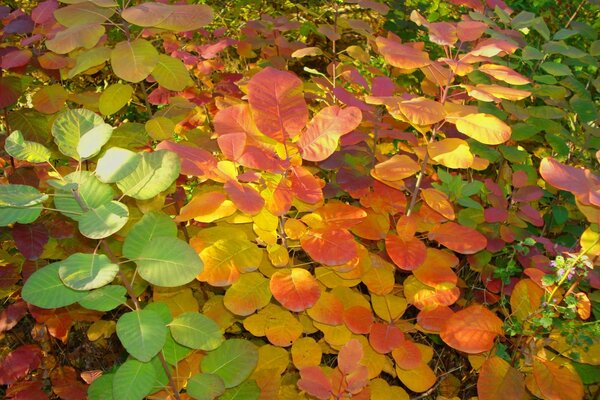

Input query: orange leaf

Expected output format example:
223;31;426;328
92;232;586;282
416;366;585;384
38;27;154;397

343;306;374;334
314;203;367;229
338;339;363;374
298;366;332;400
223;272;272;316
428;222;487;254
428;138;474;169
369;323;404;354
396;97;446;125
385;234;426;270
376;36;431;69
350;208;390;240
373;155;420;181
306;291;344;325
290;165;324;204
247;67;308;142
176;191;236;222
510;279;544;322
301;227;358;266
421;188;455;220
440;305;503;353
479;64;531;85
391;340;422;370
530;358;584;400
416;306;454;332
453;113;511;145
413;248;458;287
477;356;526;400
270;268;320;312
224;180;264;215
298;105;362;161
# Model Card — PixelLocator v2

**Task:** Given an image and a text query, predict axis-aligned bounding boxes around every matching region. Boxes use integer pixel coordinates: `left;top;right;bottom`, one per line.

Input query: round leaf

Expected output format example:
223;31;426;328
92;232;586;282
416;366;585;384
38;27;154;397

116;150;181;200
162;332;192;366
112;360;156;400
121;3;213;32
220;380;260;400
453;113;511;145
78;200;129;239
79;285;127;311
5;130;51;163
201;339;258;388
440;305;503;354
477;356;526;400
51;109;113;160
88;373;114;400
187;373;225;400
223;272;272;316
53;171;114;221
110;39;159;83
168;312;223;351
22;263;87;308
270;268;320;312
95;147;141;183
58;253;119;290
123;211;177;260
135;237;203;287
152;54;193;91
116;310;167;362
99;83;133;116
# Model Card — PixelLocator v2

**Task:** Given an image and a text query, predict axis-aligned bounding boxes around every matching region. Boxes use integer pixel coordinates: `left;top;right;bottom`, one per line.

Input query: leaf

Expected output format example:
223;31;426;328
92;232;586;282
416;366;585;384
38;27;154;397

12;223;48;260
440;305;503;353
152;54;193;91
338;339;363;374
530;358;584;400
168;312;223;351
385;234;426;270
343;306;374;334
306;291;344;325
198;238;262;286
96;147;141;183
123;211;177;259
375;36;431;69
112;360;156;400
539;157;592;198
88;373;114;400
32;84;68;114
201;339;258;388
22;263;87;308
99;83;134;116
395;363;436;393
300;227;358;266
0;344;43;385
391;340;422;370
479;64;531;85
78;200;129;239
510;279;544;322
270;268;321;312
116;309;167;362
67;46;111;78
224;272;272;316
5;131;51;163
453;113;511;145
421;188;455;220
135;237;203;287
297;366;332;399
54;2;114;26
58;253;118;291
298;105;362;161
373;155;421;181
121;2;213;32
45;23;105;54
79;285;127;311
247;67;308;142
51;109;113;160
428;138;474;169
116;150;181;200
292;337;322;369
53;171;113;221
477;356;526;400
156;140;218;178
369;323;404;354
187;373;226;400
428;222;487;254
220;380;260;400
396;97;445;125
110;39;159;83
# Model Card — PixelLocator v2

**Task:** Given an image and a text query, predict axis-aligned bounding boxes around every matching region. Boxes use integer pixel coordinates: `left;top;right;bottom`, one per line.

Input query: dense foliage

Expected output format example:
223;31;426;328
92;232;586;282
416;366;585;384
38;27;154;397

0;0;599;399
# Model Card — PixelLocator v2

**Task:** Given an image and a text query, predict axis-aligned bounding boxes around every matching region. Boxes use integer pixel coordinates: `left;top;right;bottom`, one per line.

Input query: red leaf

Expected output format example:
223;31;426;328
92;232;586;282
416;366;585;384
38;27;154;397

31;0;58;24
0;301;28;333
270;268;321;312
298;105;362;161
298;367;332;399
247;67;308;142
369;323;404;354
428;222;487;254
540;157;598;202
12;223;49;261
416;306;454;332
224;180;264;215
301;227;358;265
343;306;373;334
0;264;20;288
156;140;218;179
5;380;47;400
51;366;88;400
338;339;363;374
385;234;426;270
0;345;43;385
290;165;323;204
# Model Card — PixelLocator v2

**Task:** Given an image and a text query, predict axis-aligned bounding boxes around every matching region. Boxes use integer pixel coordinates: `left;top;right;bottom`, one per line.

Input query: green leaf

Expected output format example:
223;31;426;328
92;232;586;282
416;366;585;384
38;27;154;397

168;312;223;350
54;171;114;221
96;147;141;183
135;237;203;287
99;83;134;116
0;205;43;226
545;133;570;157
201;339;258;388
79;285;127;311
540;62;572;77
552;205;569;225
123;211;177;260
187;373;225;400
152;54;193;91
145;116;175;140
145;301;173;324
570;95;597;123
112;360;156;400
162;332;192;366
116;150;181;200
116;309;167;362
67;47;111;79
22;263;87;308
51;109;113;160
0;184;48;207
110;39;159;83
5;130;51;163
88;373;114;400
58;253;119;290
78;200;129;239
219;380;260;400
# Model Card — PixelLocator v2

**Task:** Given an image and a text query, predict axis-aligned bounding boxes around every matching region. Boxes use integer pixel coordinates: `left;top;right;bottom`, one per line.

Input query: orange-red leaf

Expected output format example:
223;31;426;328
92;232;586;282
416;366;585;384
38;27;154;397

391;340;422;370
301;227;358;266
343;306;374;334
396;97;445;125
385;234;426;270
313;203;367;229
306;291;344;325
428;222;487;254
440;305;503;354
224;180;264;215
290;165;323;204
477;356;526;400
298;366;332;400
421;188;455;220
338;339;363;374
270;268;320;312
376;36;431;69
369;323;404;354
479;64;531;85
248;67;308;142
298;105;362;161
416;306;454;332
530;358;584;400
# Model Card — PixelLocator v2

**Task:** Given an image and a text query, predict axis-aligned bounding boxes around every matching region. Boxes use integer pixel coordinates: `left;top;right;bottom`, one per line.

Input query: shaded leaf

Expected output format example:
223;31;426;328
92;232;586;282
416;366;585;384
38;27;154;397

116;310;167;362
201;339;258;388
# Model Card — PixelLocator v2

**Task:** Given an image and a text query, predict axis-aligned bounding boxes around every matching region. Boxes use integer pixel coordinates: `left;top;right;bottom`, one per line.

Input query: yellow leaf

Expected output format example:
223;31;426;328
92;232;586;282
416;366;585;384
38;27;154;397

291;337;322;369
255;344;289;375
452;113;511;145
428;138;474;169
87;320;116;341
370;378;409;400
153;287;199;317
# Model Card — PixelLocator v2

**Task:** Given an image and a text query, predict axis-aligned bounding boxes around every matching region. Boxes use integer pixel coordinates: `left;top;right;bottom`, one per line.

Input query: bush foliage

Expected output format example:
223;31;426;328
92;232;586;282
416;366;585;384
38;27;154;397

0;0;599;399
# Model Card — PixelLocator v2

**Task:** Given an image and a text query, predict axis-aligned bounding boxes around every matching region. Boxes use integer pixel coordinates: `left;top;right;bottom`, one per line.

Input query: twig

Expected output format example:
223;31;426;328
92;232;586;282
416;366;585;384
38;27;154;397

565;0;586;28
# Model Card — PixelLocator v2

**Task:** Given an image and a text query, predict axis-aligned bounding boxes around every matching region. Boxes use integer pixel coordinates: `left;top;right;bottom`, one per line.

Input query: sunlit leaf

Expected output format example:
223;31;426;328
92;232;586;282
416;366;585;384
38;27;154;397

58;253;118;290
452;113;511;145
152;54;193;91
45;23;105;54
421;188;455;220
78;200;129;239
440;305;503;353
301;227;358;266
376;36;431;69
479;64;531;85
292;337;322;369
369;323;404;354
122;2;213;32
110;39;159;83
116;310;167;362
67;47;111;78
116;150;181;200
22;263;87;308
306;291;344;325
428;138;474;169
529;358;584;400
198;238;262;287
373;155;420;181
510;279;544;322
223;272;272;316
99;83;133;116
5;130;51;163
168;312;223;351
201;339;258;388
385;234;426;270
123;211;177;259
270;268;320;312
54;2;114;26
96;147;140;183
79;285;127;312
51;109;113;160
396;97;445;125
428;222;487;254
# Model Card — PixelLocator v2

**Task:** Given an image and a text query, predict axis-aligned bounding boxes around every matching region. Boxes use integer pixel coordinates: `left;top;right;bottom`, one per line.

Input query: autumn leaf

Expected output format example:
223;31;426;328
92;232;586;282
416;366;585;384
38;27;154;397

440;305;503;353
